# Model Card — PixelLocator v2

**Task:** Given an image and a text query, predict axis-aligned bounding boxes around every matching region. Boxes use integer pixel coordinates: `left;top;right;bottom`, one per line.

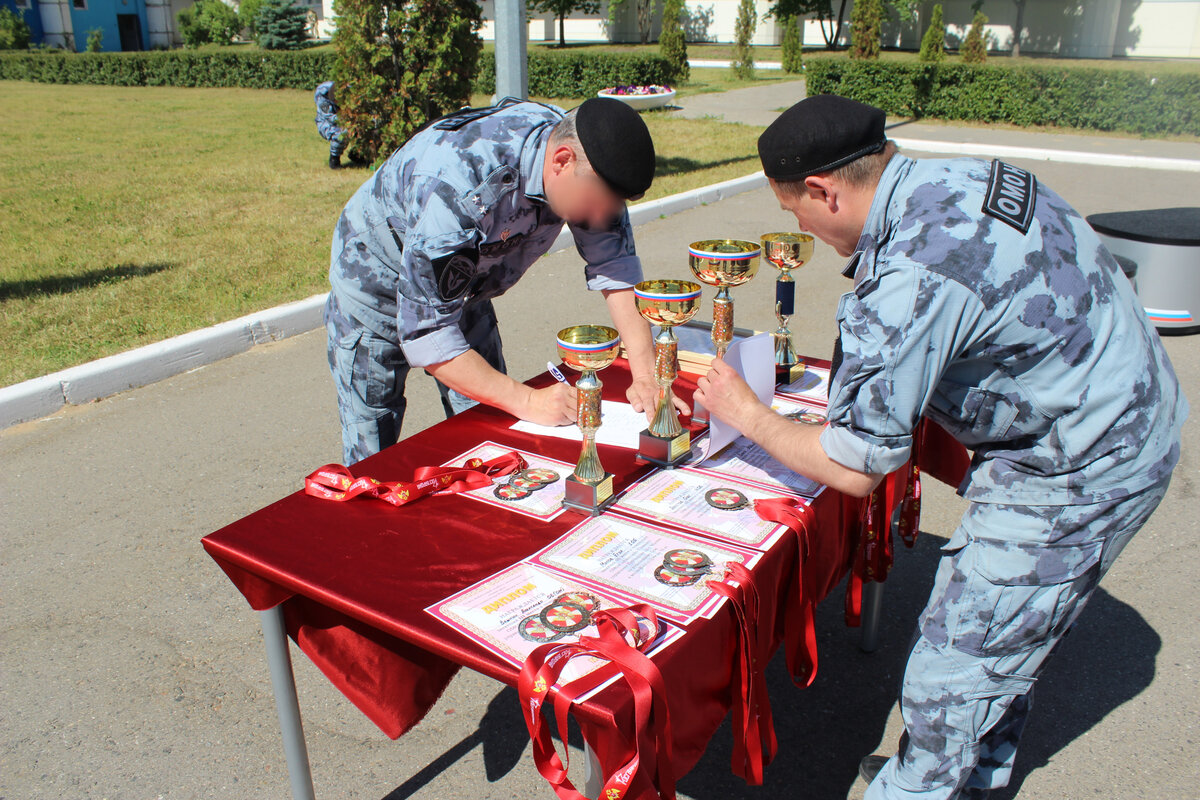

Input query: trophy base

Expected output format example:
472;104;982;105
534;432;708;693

638;429;692;468
776;361;807;385
562;474;616;516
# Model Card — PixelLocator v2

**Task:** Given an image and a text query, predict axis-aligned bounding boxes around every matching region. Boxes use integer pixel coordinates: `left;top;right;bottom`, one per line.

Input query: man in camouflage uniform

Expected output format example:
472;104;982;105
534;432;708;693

695;95;1187;798
314;81;347;169
326;97;671;464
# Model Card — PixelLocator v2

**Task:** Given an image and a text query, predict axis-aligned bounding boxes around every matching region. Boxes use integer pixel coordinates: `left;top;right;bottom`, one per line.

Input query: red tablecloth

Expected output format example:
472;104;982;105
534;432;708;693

201;360;968;798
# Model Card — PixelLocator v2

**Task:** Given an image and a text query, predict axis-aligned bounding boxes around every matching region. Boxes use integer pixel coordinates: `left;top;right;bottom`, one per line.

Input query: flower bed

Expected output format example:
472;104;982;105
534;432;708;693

596;84;676;110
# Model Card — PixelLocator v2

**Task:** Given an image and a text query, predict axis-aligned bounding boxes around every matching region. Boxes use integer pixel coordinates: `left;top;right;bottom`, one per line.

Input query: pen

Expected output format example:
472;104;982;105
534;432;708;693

548;361;571;386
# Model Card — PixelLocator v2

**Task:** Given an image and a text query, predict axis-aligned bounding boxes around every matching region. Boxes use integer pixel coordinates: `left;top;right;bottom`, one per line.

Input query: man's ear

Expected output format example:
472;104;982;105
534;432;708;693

549;144;577;176
804;174;838;212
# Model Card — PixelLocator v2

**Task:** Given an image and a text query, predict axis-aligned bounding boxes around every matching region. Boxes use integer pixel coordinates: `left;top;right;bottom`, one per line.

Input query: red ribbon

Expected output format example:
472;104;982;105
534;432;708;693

518;605;676;800
753;497;819;688
708;563;776;785
302;452;526;507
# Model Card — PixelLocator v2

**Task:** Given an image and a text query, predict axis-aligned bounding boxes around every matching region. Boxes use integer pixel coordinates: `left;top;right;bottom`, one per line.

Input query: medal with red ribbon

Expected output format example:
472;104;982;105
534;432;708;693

302;451;526;507
707;562;776;785
753;496;819;688
518;604;676;800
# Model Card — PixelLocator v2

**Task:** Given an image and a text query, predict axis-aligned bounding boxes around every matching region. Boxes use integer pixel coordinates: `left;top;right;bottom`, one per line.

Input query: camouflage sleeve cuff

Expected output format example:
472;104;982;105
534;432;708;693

399;326;471;368
585;255;643;291
820;424;913;476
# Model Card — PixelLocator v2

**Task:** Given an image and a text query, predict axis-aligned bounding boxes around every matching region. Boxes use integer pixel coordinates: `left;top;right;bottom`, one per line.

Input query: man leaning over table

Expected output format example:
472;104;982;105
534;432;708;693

325;97;685;465
693;94;1187;800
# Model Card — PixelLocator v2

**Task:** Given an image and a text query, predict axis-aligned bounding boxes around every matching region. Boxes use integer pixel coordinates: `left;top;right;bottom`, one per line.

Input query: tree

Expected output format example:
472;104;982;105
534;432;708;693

918;2;944;62
608;0;659;46
849;0;882;59
731;0;756;79
1011;0;1026;57
0;7;31;50
177;0;240;47
527;0;599;48
238;0;264;38
85;27;103;51
255;0;308;49
659;0;689;82
768;0;846;49
332;0;482;166
780;13;803;73
961;9;988;63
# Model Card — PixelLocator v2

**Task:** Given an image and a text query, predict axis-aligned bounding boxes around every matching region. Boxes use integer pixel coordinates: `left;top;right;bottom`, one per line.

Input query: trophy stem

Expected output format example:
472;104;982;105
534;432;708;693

649;328;681;439
712;287;733;359
572;371;606;484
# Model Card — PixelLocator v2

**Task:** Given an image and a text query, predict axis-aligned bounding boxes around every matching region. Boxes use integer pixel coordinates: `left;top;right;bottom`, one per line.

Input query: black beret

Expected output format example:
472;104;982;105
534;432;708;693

575;97;656;199
758;94;887;181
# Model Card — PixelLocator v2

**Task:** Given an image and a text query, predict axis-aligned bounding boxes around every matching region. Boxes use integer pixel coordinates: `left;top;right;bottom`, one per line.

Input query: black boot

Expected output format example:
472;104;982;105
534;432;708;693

329;154;340;169
859;755;889;784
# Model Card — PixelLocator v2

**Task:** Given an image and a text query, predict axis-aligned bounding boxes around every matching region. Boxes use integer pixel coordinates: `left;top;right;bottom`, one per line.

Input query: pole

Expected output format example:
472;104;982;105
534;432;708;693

494;0;529;101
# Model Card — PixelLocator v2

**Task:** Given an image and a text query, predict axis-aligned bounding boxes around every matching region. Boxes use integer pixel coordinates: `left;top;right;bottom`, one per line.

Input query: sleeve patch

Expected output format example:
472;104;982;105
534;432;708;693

982;159;1037;235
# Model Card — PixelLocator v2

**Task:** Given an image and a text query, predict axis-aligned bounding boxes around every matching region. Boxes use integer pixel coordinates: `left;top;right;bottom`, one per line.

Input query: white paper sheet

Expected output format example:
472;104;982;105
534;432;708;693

510;400;649;449
694;332;776;465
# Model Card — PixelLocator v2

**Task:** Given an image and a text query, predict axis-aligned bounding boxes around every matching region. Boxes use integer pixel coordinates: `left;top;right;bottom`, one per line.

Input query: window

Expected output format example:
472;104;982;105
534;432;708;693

73;0;87;9
14;0;30;9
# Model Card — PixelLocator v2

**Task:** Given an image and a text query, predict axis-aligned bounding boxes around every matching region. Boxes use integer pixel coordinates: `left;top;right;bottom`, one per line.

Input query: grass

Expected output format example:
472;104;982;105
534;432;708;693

0;81;761;387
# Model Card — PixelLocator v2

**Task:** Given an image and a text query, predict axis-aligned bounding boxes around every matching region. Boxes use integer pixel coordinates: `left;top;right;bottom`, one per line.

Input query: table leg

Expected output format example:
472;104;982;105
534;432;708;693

859;580;885;653
258;605;317;800
583;741;602;799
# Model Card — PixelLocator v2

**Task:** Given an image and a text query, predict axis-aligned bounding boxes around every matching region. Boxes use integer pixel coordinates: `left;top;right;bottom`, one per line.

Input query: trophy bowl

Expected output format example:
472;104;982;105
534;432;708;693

556;325;621;372
761;232;814;272
687;239;761;288
633;279;702;327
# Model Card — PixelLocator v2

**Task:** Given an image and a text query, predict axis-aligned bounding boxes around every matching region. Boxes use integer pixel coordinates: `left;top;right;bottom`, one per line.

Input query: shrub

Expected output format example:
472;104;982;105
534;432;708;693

849;0;882;59
238;0;265;38
474;50;675;97
731;0;755;79
0;7;32;51
961;10;987;64
255;0;308;50
659;0;688;82
780;13;802;74
177;0;240;48
333;0;481;166
805;56;1200;136
918;4;945;63
0;48;334;88
86;28;104;53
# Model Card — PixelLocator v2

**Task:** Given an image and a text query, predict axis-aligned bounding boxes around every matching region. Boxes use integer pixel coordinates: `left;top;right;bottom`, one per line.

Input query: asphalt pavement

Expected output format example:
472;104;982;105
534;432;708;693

2;112;1198;800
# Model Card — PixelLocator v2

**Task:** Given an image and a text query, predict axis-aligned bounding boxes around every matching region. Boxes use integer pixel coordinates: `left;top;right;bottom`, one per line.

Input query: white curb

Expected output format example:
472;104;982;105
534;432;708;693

0;173;769;430
893;137;1200;173
689;59;784;71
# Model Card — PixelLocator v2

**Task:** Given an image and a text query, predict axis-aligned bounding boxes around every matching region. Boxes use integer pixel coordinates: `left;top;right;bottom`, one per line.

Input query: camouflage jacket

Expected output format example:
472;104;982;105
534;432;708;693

821;155;1187;504
314;81;338;127
327;98;641;367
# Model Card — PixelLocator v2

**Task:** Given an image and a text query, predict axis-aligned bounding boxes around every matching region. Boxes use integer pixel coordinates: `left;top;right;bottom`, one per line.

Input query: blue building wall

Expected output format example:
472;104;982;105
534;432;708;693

68;0;149;51
0;0;45;44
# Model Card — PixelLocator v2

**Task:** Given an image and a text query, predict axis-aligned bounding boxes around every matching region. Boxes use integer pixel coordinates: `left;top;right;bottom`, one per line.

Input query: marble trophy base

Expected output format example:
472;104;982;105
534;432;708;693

562;473;616;516
638;428;692;468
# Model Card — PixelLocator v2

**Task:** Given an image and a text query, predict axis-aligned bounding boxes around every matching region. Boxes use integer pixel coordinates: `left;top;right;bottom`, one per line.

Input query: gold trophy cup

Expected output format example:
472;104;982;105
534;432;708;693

687;239;761;359
761;232;815;383
634;280;702;468
557;325;622;516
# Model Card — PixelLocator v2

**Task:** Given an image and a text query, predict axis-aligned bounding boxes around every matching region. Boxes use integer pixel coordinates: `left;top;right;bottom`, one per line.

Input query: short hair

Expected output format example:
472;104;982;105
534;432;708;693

774;140;899;198
549;108;592;173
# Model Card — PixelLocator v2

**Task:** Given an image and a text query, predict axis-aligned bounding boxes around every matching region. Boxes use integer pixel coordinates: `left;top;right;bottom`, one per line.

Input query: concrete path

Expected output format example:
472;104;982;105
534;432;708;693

2;150;1198;799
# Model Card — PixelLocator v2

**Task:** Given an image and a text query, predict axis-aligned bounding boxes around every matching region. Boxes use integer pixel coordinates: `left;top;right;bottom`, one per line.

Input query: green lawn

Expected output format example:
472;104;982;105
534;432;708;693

0;81;762;387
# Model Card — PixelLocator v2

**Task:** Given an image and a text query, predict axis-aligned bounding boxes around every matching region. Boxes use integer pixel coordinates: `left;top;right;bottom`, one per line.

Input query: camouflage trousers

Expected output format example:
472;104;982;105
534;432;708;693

865;478;1171;800
317;119;347;159
325;299;506;465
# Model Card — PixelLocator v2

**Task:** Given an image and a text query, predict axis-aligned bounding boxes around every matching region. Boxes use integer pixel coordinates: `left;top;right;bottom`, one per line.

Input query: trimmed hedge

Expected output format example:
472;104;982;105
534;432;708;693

0;49;335;88
0;47;677;98
476;50;678;98
806;57;1200;137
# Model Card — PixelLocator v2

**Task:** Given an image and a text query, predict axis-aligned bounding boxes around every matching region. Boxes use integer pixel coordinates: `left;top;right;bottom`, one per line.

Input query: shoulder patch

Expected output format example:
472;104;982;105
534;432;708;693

433;105;506;132
431;249;479;302
982;159;1037;235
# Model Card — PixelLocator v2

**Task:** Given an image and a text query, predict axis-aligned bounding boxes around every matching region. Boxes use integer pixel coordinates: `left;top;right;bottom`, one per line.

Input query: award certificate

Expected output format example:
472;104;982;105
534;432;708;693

441;441;574;521
529;513;762;624
427;561;681;699
612;467;789;550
